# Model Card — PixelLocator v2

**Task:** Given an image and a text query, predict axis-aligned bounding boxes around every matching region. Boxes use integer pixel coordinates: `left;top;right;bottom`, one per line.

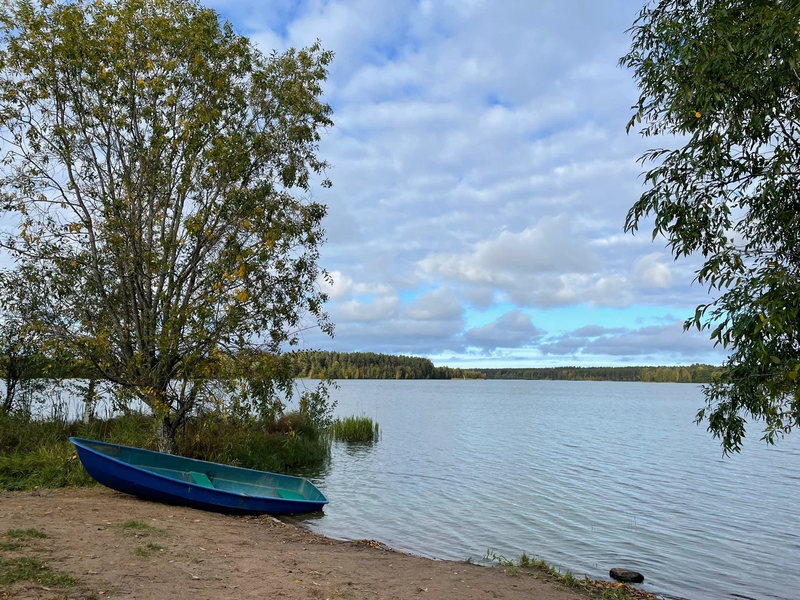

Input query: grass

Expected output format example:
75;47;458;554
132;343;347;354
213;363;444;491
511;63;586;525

0;556;76;588
0;410;331;491
484;550;653;600
116;521;163;538
0;528;47;552
5;529;46;540
330;415;380;442
0;527;77;592
133;543;165;558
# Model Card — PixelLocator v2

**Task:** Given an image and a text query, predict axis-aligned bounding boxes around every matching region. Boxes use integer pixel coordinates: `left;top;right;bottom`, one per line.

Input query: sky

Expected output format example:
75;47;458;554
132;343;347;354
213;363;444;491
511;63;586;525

201;0;728;369
0;0;727;369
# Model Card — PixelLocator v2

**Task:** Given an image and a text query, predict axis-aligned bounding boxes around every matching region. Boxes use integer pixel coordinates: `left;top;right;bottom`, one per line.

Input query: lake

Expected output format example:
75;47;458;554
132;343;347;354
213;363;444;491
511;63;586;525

293;379;799;600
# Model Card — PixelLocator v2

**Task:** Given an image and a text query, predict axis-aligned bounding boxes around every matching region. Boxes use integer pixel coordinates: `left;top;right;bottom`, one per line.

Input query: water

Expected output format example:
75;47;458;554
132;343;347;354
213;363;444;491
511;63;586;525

9;377;797;599
295;380;799;600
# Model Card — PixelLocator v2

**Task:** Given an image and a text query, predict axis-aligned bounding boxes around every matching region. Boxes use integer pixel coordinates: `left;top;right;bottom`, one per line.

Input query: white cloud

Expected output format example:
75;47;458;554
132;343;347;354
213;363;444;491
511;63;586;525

418;214;596;284
633;253;674;289
406;287;463;320
336;294;400;323
325;270;353;300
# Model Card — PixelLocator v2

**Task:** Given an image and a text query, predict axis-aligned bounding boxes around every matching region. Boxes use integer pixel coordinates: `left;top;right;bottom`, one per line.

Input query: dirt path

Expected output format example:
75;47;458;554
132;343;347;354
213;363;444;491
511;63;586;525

0;488;595;600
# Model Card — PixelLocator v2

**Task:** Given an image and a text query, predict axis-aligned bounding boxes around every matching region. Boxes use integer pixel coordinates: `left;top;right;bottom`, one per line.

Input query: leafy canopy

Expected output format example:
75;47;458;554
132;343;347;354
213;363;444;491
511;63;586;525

621;0;800;453
0;0;335;448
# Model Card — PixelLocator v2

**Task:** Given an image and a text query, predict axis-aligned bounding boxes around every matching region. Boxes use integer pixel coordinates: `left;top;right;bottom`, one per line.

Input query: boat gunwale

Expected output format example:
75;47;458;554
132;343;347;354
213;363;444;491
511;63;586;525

68;436;329;505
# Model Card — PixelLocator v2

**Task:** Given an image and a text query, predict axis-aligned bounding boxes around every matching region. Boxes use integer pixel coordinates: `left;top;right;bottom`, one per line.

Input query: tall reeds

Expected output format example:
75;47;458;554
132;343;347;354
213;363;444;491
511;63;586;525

0;410;331;491
330;415;380;443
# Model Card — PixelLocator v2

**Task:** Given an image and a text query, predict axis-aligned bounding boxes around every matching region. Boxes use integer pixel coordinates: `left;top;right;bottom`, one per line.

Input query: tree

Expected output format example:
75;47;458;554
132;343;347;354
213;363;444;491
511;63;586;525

0;0;335;452
621;0;800;452
0;272;46;414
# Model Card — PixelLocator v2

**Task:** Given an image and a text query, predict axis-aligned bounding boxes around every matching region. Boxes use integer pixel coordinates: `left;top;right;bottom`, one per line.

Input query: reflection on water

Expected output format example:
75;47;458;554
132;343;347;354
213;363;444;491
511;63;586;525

302;380;800;600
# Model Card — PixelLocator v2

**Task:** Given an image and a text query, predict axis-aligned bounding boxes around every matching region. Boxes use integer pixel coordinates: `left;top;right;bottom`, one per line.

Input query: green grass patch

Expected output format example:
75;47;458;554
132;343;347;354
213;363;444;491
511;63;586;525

0;410;331;491
133;543;165;558
330;415;380;442
5;529;46;540
0;541;20;552
116;521;162;537
484;550;649;599
0;528;48;552
0;556;75;588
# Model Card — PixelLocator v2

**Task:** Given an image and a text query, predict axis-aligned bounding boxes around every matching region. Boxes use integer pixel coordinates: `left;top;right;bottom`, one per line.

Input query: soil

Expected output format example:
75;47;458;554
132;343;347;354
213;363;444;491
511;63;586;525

0;488;598;600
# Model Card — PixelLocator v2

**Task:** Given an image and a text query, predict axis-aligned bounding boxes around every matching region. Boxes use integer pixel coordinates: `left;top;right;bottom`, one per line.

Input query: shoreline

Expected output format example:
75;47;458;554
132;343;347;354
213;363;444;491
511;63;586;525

0;488;658;600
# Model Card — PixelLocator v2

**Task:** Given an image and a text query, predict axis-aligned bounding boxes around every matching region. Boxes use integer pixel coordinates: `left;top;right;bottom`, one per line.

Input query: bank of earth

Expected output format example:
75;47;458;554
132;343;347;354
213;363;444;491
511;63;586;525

0;488;654;600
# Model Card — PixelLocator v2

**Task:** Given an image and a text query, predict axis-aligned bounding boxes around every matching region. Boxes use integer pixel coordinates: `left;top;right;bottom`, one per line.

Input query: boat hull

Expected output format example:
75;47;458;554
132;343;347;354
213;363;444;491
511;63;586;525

70;437;328;515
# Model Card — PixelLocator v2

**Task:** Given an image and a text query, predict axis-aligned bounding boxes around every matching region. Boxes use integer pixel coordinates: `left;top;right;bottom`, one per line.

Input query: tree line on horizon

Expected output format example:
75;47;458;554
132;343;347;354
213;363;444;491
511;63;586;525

292;351;486;380
481;364;720;383
292;352;719;383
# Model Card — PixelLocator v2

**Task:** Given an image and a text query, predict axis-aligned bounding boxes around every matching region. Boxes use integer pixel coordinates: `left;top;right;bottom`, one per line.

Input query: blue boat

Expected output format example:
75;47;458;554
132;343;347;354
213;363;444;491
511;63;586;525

69;437;328;515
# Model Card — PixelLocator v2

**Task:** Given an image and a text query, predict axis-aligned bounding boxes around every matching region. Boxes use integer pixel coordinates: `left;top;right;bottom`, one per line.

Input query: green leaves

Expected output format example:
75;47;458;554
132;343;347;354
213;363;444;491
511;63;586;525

0;0;335;449
623;0;800;454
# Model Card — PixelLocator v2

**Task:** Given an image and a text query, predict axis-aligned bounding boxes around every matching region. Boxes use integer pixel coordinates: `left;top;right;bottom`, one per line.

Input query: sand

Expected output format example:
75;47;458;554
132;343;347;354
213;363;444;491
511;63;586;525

0;488;623;600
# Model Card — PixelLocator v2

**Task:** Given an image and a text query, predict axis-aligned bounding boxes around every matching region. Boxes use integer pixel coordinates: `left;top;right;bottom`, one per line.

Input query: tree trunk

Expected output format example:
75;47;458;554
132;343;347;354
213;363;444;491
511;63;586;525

3;362;17;413
155;416;178;454
82;378;97;424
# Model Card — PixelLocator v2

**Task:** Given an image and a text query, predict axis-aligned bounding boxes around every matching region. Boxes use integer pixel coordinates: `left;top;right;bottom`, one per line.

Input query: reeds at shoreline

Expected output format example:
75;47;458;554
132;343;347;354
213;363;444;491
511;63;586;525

330;415;380;443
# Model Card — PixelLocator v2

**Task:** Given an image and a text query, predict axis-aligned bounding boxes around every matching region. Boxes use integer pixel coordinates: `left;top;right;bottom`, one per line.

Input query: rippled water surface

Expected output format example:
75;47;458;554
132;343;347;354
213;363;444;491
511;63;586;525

295;380;799;600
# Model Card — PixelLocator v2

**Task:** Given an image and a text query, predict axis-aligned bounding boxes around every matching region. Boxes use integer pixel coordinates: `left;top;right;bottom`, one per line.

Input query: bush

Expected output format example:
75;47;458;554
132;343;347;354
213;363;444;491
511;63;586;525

0;411;330;491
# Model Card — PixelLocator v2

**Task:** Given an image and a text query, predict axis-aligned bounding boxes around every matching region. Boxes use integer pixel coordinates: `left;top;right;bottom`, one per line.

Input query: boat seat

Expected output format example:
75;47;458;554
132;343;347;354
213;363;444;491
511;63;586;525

190;472;214;488
276;489;305;500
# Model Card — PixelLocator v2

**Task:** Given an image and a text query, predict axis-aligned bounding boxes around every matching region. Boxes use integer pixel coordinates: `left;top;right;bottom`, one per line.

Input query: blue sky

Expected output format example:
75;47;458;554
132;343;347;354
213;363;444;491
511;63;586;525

0;0;724;369
201;0;727;368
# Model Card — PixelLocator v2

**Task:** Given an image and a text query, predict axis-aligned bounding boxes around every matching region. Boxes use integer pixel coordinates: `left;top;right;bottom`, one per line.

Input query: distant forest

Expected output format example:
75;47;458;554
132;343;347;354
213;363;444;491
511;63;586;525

295;352;719;383
481;364;719;383
293;351;485;380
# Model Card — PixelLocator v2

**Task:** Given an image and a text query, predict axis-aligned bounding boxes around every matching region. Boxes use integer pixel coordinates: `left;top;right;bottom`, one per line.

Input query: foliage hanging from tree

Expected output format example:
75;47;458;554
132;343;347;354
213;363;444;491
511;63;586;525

621;0;800;452
0;0;335;451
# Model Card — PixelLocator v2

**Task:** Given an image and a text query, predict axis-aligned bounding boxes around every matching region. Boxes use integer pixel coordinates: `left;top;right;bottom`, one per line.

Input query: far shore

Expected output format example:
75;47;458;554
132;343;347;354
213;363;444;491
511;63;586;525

0;488;657;600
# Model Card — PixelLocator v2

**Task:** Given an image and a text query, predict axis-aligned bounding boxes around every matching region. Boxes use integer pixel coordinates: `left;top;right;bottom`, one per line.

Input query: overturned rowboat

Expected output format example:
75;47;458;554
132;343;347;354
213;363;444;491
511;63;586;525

69;437;328;515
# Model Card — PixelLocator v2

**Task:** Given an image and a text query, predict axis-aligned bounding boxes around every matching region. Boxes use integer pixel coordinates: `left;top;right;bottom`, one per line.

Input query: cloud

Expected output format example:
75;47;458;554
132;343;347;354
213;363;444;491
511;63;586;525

633;253;673;289
335;294;400;322
325;270;353;300
464;309;545;352
416;215;645;309
539;320;725;362
417;214;602;305
406;287;464;320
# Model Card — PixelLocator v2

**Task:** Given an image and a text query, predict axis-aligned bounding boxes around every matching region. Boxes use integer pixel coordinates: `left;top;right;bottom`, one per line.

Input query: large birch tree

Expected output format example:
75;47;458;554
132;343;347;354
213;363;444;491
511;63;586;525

0;0;335;452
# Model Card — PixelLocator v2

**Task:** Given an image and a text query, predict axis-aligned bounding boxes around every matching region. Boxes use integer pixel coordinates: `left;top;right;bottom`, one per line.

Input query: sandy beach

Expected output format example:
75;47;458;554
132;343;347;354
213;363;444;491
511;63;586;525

0;488;624;600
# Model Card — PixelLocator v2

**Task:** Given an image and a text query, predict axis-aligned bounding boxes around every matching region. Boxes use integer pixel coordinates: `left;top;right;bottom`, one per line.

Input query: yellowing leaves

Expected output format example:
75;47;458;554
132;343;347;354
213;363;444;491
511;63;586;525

235;289;249;302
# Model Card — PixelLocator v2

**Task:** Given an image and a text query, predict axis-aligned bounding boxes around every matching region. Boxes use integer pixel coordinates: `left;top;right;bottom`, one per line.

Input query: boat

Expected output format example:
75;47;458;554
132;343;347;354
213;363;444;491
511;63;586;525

69;437;328;515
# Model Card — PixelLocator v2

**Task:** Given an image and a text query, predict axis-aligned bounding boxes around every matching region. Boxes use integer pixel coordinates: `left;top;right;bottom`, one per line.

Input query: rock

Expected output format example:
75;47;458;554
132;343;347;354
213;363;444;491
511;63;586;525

609;568;644;583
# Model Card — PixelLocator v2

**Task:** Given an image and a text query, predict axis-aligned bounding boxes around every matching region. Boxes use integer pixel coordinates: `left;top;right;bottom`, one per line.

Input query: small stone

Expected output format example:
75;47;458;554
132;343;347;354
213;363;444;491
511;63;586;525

609;568;644;583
